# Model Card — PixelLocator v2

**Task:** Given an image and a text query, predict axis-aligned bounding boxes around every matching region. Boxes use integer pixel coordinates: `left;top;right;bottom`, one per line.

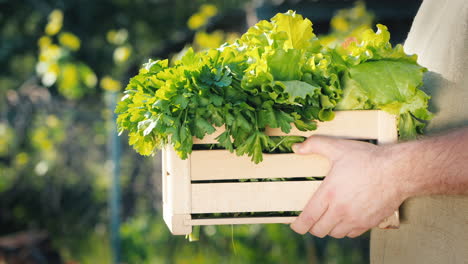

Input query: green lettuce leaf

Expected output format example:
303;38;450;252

116;10;433;163
281;80;319;104
271;10;316;50
336;60;431;138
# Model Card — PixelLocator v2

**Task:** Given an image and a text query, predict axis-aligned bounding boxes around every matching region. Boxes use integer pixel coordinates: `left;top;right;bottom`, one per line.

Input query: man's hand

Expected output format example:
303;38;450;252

290;136;408;238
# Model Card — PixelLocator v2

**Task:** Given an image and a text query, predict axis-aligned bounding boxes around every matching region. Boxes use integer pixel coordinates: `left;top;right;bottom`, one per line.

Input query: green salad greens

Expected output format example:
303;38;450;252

116;11;432;164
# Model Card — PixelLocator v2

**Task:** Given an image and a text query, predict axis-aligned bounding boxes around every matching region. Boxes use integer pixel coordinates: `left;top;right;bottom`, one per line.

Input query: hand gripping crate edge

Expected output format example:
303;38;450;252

161;110;400;235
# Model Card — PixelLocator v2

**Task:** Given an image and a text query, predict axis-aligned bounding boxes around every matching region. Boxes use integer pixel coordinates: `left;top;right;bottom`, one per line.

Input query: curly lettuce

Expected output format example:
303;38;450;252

116;11;432;163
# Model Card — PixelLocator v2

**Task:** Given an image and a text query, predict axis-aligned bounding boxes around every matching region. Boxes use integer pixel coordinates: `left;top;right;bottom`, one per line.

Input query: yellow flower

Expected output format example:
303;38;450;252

14;152;29;166
46;115;60;128
31;127;53;151
38;36;52;48
200;4;218;17
50;9;63;22
45;9;63;36
48;63;60;75
194;31;224;49
84;71;97;88
40;63;60;86
354;1;367;17
106;29;128;45
225;32;240;44
39;44;62;62
331;16;349;32
58;64;79;97
113;46;132;63
100;76;121;92
187;13;207;30
59;32;81;51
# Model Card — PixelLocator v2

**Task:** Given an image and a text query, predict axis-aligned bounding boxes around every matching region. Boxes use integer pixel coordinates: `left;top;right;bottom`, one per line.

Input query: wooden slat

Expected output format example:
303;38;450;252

161;149;167;206
164;147;191;214
162;147;192;235
193;110;381;144
376;111;400;228
191;150;330;181
266;110;380;139
378;111;398;145
193;125;226;144
163;110;400;234
191;181;322;214
189;214;400;228
190;170;399;229
189;217;297;226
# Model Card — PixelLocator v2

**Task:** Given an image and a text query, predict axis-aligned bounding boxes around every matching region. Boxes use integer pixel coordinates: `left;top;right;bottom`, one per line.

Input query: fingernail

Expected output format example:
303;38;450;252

292;143;301;153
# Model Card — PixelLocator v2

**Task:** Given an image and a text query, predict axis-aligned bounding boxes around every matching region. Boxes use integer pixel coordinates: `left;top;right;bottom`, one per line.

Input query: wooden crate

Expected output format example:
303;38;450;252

162;110;399;235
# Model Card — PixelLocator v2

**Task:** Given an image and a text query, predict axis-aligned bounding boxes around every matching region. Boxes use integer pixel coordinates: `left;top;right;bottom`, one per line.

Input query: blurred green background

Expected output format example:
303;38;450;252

0;0;421;263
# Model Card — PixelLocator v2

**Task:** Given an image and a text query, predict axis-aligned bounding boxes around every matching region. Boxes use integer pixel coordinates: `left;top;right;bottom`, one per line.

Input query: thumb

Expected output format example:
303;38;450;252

292;136;346;161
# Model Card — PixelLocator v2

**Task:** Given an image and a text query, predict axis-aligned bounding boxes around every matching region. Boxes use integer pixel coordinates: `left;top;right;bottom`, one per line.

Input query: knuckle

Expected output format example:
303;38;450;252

309;226;326;238
324;189;336;201
333;203;348;217
301;212;318;225
348;216;362;227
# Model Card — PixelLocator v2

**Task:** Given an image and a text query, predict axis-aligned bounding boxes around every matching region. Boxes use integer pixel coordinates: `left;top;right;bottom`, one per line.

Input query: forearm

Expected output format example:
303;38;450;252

387;127;468;197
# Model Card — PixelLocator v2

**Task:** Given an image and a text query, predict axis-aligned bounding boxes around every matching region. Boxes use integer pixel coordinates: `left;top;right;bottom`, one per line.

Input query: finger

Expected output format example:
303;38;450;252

328;221;352;239
292;136;345;161
290;190;328;235
308;210;342;238
346;228;368;238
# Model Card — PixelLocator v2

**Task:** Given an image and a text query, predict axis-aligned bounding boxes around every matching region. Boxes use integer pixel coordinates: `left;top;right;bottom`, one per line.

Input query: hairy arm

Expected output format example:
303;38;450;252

393;127;468;196
290;127;468;238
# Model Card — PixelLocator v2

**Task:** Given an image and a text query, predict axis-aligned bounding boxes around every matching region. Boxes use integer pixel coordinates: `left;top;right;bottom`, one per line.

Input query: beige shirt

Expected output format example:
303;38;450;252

371;0;468;263
405;0;468;133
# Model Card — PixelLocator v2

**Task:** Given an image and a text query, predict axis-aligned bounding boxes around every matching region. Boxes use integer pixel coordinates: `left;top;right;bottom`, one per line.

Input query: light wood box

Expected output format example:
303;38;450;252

162;110;399;235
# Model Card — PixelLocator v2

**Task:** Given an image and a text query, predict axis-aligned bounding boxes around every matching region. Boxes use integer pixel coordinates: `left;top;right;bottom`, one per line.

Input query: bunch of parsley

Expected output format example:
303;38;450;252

116;11;431;163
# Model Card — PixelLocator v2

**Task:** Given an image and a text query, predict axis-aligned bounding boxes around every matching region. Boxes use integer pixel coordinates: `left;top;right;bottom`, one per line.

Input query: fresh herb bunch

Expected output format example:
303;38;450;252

116;11;432;163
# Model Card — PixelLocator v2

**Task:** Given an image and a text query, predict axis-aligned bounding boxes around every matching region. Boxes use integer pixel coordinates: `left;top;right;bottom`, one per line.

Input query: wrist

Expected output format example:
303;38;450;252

378;141;426;201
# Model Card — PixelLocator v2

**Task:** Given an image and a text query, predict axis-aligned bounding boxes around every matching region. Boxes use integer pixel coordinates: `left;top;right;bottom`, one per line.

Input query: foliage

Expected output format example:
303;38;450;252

117;10;431;164
119;215;368;264
187;4;219;30
36;9;97;99
319;1;375;48
0;1;259;262
177;4;241;56
1;1;421;263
